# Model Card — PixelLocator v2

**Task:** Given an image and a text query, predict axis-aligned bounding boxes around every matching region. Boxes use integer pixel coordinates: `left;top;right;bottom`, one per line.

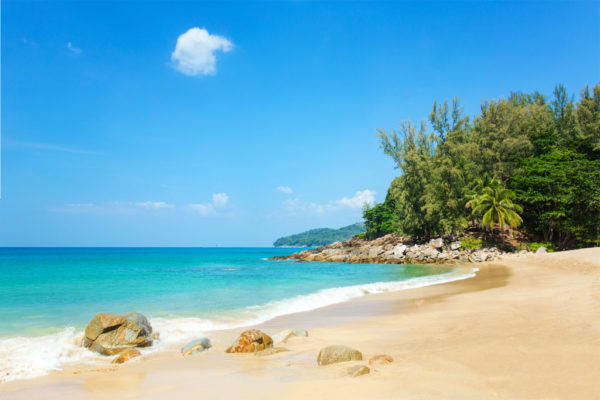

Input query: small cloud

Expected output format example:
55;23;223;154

212;193;229;207
171;27;233;76
188;192;231;216
67;42;82;54
134;201;175;210
335;190;375;209
277;186;293;194
279;189;375;216
188;203;215;216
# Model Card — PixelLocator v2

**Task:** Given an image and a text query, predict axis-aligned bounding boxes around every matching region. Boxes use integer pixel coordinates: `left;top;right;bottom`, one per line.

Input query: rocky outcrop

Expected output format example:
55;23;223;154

225;329;273;353
347;365;370;377
181;338;212;355
82;312;154;355
317;345;362;366
112;348;141;364
271;234;508;265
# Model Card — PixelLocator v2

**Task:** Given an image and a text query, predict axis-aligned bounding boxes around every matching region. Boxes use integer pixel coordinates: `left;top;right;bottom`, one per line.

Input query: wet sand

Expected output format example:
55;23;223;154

1;248;599;399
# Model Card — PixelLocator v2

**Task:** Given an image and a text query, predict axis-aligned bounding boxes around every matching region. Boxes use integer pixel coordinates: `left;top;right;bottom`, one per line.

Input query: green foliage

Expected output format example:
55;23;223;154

466;176;523;231
528;242;554;253
273;223;365;247
460;236;482;251
364;83;600;249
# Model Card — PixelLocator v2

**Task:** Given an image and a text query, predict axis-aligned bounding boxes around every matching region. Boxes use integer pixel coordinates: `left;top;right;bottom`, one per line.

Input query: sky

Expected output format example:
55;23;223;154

1;1;599;246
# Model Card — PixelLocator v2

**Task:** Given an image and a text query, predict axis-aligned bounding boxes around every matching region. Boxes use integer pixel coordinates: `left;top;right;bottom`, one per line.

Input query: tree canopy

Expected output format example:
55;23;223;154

364;83;600;249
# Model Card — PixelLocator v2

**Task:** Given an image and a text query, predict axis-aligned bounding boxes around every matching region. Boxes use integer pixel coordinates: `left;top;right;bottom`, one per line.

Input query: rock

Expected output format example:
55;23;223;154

369;354;394;365
430;238;444;249
225;329;273;353
423;248;438;258
181;338;212;355
368;246;384;258
82;312;153;355
347;365;370;377
112;348;141;364
317;345;362;366
254;347;289;357
272;328;309;343
450;242;461;250
536;247;547;254
393;244;407;257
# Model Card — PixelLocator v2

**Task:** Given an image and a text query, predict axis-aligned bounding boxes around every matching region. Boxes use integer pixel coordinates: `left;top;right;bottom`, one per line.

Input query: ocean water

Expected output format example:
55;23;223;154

0;247;476;382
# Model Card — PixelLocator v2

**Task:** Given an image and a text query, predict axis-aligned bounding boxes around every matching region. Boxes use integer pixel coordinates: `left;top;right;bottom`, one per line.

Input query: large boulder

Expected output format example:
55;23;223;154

430;238;444;249
536;247;548;254
82;312;153;355
225;329;273;353
317;345;362;366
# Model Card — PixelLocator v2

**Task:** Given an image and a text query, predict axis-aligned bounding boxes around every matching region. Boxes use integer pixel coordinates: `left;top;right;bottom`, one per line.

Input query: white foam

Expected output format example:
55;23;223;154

0;327;103;383
0;267;477;383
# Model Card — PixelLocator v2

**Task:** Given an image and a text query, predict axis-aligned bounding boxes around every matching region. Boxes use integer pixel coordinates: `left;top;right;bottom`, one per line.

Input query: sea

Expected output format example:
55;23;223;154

0;247;476;382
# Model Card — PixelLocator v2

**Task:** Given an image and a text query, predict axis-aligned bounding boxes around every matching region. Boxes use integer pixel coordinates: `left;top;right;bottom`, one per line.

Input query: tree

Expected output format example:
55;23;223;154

467;177;523;231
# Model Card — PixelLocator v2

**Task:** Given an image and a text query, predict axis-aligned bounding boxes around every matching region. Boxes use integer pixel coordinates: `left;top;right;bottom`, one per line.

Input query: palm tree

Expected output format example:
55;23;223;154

466;175;523;231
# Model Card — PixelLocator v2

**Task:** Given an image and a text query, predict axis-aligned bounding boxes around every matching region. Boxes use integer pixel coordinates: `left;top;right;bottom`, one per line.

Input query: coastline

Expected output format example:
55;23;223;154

1;248;599;399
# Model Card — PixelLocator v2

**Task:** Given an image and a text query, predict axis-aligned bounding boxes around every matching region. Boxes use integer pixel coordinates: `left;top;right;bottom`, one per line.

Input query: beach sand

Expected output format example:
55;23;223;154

1;248;599;399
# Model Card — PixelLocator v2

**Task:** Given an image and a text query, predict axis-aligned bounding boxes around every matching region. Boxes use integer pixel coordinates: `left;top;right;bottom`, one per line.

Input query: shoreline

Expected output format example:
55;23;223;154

2;248;599;399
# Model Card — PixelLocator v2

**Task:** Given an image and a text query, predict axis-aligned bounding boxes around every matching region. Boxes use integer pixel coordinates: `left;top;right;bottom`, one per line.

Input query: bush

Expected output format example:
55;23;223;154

528;242;554;252
460;236;482;251
355;233;366;239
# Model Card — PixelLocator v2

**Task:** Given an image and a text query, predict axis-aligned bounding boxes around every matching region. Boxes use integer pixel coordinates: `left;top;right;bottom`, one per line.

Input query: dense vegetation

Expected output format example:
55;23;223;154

364;84;600;250
273;223;365;247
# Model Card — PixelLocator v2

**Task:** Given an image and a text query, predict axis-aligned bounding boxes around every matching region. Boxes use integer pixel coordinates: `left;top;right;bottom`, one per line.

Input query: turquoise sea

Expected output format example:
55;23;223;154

0;247;475;382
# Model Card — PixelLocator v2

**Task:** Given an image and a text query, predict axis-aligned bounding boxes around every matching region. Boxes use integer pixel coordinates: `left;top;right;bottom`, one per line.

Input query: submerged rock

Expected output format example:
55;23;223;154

112;348;141;364
346;365;370;377
317;345;362;366
181;338;212;356
272;328;309;344
225;329;273;353
82;312;153;355
254;347;289;357
368;354;394;365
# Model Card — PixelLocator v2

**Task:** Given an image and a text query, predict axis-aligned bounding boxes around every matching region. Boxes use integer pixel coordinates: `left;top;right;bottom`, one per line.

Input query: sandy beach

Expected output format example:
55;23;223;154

1;248;599;399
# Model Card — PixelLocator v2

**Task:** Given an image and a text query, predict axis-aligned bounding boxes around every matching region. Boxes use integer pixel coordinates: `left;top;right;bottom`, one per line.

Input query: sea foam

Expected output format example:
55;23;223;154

0;266;476;383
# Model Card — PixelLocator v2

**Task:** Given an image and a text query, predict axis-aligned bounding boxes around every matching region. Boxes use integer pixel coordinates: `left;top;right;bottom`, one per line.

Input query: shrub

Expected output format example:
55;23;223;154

528;242;554;252
460;236;482;251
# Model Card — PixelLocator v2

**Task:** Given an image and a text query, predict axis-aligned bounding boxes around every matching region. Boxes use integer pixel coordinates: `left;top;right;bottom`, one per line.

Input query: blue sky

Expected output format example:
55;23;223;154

1;1;598;246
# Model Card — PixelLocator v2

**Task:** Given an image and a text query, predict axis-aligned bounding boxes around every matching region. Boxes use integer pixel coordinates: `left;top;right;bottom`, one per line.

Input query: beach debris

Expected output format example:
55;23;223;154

225;329;273;353
368;354;394;365
181;338;212;355
346;365;370;377
254;347;289;357
112;348;141;364
81;312;153;355
271;328;309;344
317;345;362;366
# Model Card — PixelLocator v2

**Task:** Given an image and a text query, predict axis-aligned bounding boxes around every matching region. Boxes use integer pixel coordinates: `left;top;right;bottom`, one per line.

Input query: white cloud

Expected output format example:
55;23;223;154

134;201;175;210
188;203;215;216
212;193;229;207
188;192;231;216
171;27;233;76
281;189;376;216
277;186;293;194
335;190;376;209
67;42;82;54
